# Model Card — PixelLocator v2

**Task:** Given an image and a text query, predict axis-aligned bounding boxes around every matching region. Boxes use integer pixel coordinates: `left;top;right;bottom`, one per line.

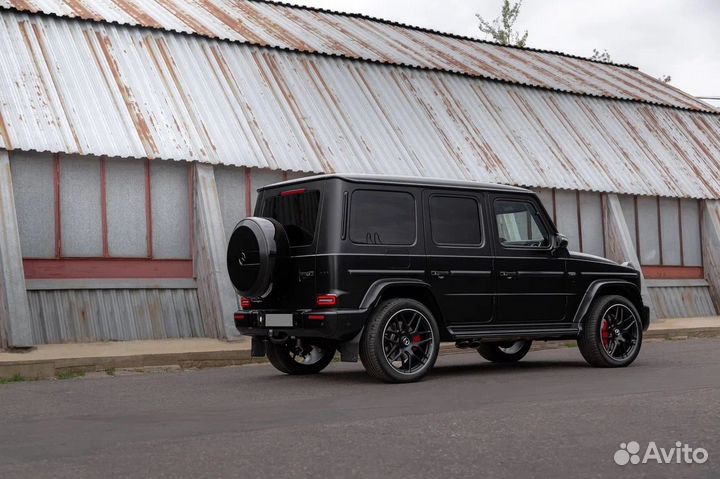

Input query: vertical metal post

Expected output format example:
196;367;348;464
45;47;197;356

0;150;33;348
193;163;241;340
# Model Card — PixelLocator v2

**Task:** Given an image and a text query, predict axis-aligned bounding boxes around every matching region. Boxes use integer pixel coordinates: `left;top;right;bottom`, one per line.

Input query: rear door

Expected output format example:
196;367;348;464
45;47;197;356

336;186;426;309
423;190;494;327
490;195;569;325
259;184;323;310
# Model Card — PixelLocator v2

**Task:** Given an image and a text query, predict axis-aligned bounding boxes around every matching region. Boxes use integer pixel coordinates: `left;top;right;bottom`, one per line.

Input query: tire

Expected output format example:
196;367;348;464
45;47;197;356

266;340;335;375
226;217;290;298
359;298;440;383
477;340;532;363
577;294;643;367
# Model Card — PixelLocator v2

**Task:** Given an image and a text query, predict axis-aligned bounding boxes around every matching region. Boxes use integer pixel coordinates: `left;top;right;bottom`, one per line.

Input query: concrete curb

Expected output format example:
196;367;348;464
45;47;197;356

645;327;720;340
1;326;718;381
0;350;254;380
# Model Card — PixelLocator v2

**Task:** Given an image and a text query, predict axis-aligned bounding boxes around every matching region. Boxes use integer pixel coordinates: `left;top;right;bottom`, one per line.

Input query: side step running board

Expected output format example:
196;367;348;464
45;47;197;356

449;327;579;341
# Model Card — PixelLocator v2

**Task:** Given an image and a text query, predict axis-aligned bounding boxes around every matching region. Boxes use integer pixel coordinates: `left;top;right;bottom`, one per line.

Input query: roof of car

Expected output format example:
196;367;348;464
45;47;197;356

260;174;532;193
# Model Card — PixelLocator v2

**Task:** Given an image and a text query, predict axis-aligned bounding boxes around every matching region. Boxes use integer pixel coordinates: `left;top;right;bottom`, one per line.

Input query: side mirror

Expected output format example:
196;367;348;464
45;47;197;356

552;234;569;256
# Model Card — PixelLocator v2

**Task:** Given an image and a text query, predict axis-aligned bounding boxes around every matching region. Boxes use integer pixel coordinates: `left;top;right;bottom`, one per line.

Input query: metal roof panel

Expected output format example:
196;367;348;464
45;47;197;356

0;0;712;112
1;12;719;198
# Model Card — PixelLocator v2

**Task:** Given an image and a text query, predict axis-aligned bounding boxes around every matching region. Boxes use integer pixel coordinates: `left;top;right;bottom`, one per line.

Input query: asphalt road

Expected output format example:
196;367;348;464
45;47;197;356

0;338;718;478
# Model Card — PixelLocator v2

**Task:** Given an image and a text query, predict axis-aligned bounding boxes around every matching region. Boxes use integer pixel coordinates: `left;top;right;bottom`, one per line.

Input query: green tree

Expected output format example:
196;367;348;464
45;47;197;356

590;48;612;63
476;0;529;47
590;49;671;83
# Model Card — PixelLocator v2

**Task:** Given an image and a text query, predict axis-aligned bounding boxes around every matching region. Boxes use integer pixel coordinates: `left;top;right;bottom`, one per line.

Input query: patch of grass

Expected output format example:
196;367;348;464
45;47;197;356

104;367;116;376
562;342;578;348
0;373;27;384
56;370;85;380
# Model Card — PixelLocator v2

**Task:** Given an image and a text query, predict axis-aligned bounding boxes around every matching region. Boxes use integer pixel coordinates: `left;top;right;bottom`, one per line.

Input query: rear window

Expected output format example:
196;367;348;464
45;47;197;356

350;190;416;245
263;190;320;247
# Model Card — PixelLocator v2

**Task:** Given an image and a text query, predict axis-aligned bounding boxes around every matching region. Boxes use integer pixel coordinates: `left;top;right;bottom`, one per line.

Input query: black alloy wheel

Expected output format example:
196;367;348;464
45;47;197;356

477;340;532;363
598;304;640;360
577;294;643;367
360;298;440;383
382;308;435;375
266;340;335;375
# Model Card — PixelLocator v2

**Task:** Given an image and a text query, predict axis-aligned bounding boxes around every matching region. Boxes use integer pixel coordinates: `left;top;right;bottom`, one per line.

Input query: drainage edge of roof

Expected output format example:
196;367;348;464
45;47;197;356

252;0;639;70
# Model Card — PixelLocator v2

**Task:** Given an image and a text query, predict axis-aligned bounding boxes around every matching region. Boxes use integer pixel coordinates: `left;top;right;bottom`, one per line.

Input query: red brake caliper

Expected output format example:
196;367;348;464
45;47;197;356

413;335;421;344
601;319;610;348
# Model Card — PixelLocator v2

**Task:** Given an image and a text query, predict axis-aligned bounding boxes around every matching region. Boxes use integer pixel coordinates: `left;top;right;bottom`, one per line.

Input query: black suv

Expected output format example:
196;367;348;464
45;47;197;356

227;174;650;383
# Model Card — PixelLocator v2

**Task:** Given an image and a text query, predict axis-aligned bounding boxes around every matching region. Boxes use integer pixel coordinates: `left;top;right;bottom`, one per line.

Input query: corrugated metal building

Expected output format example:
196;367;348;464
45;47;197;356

0;0;719;348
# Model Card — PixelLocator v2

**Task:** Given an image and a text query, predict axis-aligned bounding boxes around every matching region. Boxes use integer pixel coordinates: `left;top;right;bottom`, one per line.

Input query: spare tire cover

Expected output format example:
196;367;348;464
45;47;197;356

226;217;290;298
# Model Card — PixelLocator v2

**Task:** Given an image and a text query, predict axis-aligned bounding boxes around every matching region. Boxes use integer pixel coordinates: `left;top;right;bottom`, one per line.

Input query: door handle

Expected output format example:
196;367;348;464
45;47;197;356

499;271;518;279
430;270;450;278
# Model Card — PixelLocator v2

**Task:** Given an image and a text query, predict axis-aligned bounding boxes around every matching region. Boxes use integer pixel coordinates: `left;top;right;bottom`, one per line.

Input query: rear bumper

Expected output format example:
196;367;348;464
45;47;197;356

234;308;368;341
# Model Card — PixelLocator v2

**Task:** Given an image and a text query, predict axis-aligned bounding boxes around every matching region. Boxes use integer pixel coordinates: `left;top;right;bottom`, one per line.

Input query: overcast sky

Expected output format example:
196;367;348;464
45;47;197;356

287;0;720;107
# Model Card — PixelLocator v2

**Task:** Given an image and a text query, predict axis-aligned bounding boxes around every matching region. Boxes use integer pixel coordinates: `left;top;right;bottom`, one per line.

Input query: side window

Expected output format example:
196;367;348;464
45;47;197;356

429;195;482;246
350;190;416;245
494;200;550;248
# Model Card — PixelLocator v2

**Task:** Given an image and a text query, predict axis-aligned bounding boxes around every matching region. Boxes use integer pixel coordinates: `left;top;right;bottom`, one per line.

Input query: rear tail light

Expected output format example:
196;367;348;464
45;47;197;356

315;294;337;307
234;313;245;321
240;297;252;309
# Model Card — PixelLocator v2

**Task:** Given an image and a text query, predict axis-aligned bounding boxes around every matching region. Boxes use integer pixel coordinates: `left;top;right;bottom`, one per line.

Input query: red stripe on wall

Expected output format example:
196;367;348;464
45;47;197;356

23;259;193;279
642;266;704;279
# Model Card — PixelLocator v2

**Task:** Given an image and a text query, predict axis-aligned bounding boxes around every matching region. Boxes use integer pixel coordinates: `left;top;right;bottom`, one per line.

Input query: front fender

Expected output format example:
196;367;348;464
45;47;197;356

573;280;648;330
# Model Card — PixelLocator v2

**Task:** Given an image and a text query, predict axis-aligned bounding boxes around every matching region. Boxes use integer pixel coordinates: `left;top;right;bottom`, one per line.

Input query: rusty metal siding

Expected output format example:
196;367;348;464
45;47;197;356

2;13;720;198
0;0;709;112
647;284;717;319
27;287;204;343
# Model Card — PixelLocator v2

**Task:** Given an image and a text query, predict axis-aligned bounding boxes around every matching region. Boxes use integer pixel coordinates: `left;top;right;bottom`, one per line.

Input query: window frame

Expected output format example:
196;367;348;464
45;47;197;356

492;197;553;251
428;193;484;248
348;188;418;247
13;152;194;279
260;188;322;249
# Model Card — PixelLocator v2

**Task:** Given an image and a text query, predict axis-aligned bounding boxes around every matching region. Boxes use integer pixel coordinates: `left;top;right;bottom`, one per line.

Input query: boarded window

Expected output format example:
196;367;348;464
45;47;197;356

618;195;701;272
637;197;660;265
60;154;103;257
659;198;681;266
9;151;56;258
106;158;147;257
10;152;191;269
681;199;702;267
151;161;190;259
